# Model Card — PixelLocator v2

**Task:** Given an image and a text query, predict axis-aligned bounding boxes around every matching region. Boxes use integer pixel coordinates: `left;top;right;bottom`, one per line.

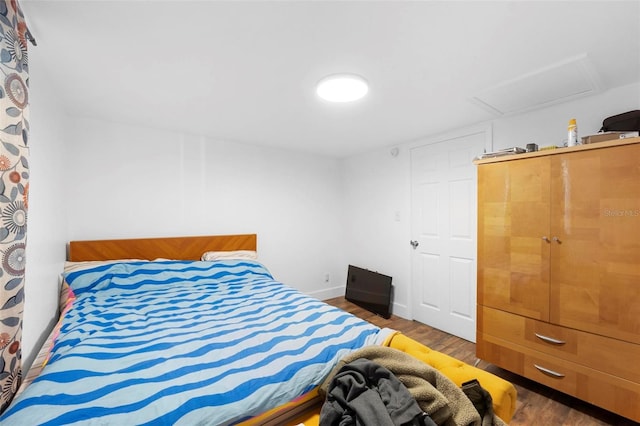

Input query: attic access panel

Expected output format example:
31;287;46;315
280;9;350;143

471;54;601;115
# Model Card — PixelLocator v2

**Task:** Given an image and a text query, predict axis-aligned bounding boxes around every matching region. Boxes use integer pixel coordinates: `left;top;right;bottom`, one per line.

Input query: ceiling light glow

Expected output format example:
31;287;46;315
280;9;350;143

316;74;369;102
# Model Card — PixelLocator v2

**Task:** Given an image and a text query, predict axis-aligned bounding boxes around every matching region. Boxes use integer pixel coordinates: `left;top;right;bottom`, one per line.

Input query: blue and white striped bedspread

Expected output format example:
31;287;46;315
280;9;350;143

1;260;390;425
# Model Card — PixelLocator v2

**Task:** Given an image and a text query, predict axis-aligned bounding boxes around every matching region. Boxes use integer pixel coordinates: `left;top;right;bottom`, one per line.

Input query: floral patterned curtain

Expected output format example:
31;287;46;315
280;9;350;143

0;0;29;414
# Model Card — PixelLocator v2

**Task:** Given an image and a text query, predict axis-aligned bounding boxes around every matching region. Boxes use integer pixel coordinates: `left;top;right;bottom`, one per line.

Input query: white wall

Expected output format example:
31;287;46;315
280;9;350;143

22;63;69;370
65;117;347;298
341;147;412;317
341;82;640;320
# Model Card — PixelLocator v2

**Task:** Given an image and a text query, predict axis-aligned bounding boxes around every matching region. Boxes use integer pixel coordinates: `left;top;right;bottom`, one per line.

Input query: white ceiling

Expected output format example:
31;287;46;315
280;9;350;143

21;1;640;158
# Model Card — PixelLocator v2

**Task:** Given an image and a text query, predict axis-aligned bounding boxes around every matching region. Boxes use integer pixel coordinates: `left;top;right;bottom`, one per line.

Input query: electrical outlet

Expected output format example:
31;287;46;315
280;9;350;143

324;273;330;283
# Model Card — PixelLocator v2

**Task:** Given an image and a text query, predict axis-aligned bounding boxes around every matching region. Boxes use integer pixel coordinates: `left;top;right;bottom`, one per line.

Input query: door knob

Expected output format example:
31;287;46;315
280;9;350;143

410;240;419;249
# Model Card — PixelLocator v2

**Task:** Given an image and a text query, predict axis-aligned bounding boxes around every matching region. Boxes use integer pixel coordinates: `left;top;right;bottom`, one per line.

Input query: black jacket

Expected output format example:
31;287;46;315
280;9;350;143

320;358;436;426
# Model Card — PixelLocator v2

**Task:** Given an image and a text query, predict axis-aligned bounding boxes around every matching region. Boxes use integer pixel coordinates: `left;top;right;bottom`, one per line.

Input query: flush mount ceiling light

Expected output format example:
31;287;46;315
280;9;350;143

316;73;369;102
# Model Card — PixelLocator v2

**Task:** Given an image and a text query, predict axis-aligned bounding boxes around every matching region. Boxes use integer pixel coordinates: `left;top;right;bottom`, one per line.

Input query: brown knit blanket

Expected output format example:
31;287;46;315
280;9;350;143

319;346;506;426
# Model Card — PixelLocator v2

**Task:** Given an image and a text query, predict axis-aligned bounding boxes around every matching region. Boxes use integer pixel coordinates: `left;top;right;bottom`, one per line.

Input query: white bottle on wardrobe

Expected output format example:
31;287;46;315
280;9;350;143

567;118;579;146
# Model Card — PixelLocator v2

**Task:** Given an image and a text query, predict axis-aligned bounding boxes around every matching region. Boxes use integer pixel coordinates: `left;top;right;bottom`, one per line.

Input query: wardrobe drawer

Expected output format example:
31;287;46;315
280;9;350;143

478;306;640;383
477;333;640;422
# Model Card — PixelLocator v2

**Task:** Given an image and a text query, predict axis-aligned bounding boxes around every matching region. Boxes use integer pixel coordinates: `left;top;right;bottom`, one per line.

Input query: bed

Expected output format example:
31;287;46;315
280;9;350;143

2;234;517;425
2;234;394;425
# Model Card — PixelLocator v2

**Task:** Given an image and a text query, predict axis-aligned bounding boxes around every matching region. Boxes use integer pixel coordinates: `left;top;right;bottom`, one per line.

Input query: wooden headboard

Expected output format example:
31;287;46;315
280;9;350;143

68;234;257;262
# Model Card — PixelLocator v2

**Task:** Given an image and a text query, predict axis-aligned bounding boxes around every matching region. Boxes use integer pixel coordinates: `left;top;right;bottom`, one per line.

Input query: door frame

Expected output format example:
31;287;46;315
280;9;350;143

406;124;493;321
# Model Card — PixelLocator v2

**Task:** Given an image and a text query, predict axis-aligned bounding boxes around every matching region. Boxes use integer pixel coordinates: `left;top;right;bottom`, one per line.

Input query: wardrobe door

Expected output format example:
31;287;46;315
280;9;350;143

550;144;640;344
478;156;551;321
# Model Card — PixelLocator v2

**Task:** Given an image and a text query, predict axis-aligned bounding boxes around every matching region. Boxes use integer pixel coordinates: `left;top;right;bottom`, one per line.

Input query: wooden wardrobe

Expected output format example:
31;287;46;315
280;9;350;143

475;137;640;422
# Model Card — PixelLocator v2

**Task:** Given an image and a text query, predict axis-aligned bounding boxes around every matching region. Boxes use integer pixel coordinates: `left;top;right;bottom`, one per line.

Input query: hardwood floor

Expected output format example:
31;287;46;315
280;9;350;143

324;297;639;426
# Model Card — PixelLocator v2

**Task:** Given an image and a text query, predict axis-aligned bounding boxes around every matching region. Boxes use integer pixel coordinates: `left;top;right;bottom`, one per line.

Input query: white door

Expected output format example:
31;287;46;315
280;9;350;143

410;130;488;342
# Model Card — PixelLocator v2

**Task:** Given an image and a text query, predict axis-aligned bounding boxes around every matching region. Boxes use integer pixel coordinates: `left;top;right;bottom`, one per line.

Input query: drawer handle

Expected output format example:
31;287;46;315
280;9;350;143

535;333;566;345
534;364;565;378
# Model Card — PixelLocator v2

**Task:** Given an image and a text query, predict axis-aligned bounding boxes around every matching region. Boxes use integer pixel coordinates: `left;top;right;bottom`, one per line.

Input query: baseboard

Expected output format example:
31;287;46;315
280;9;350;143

309;285;344;301
391;302;410;320
313;286;411;321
